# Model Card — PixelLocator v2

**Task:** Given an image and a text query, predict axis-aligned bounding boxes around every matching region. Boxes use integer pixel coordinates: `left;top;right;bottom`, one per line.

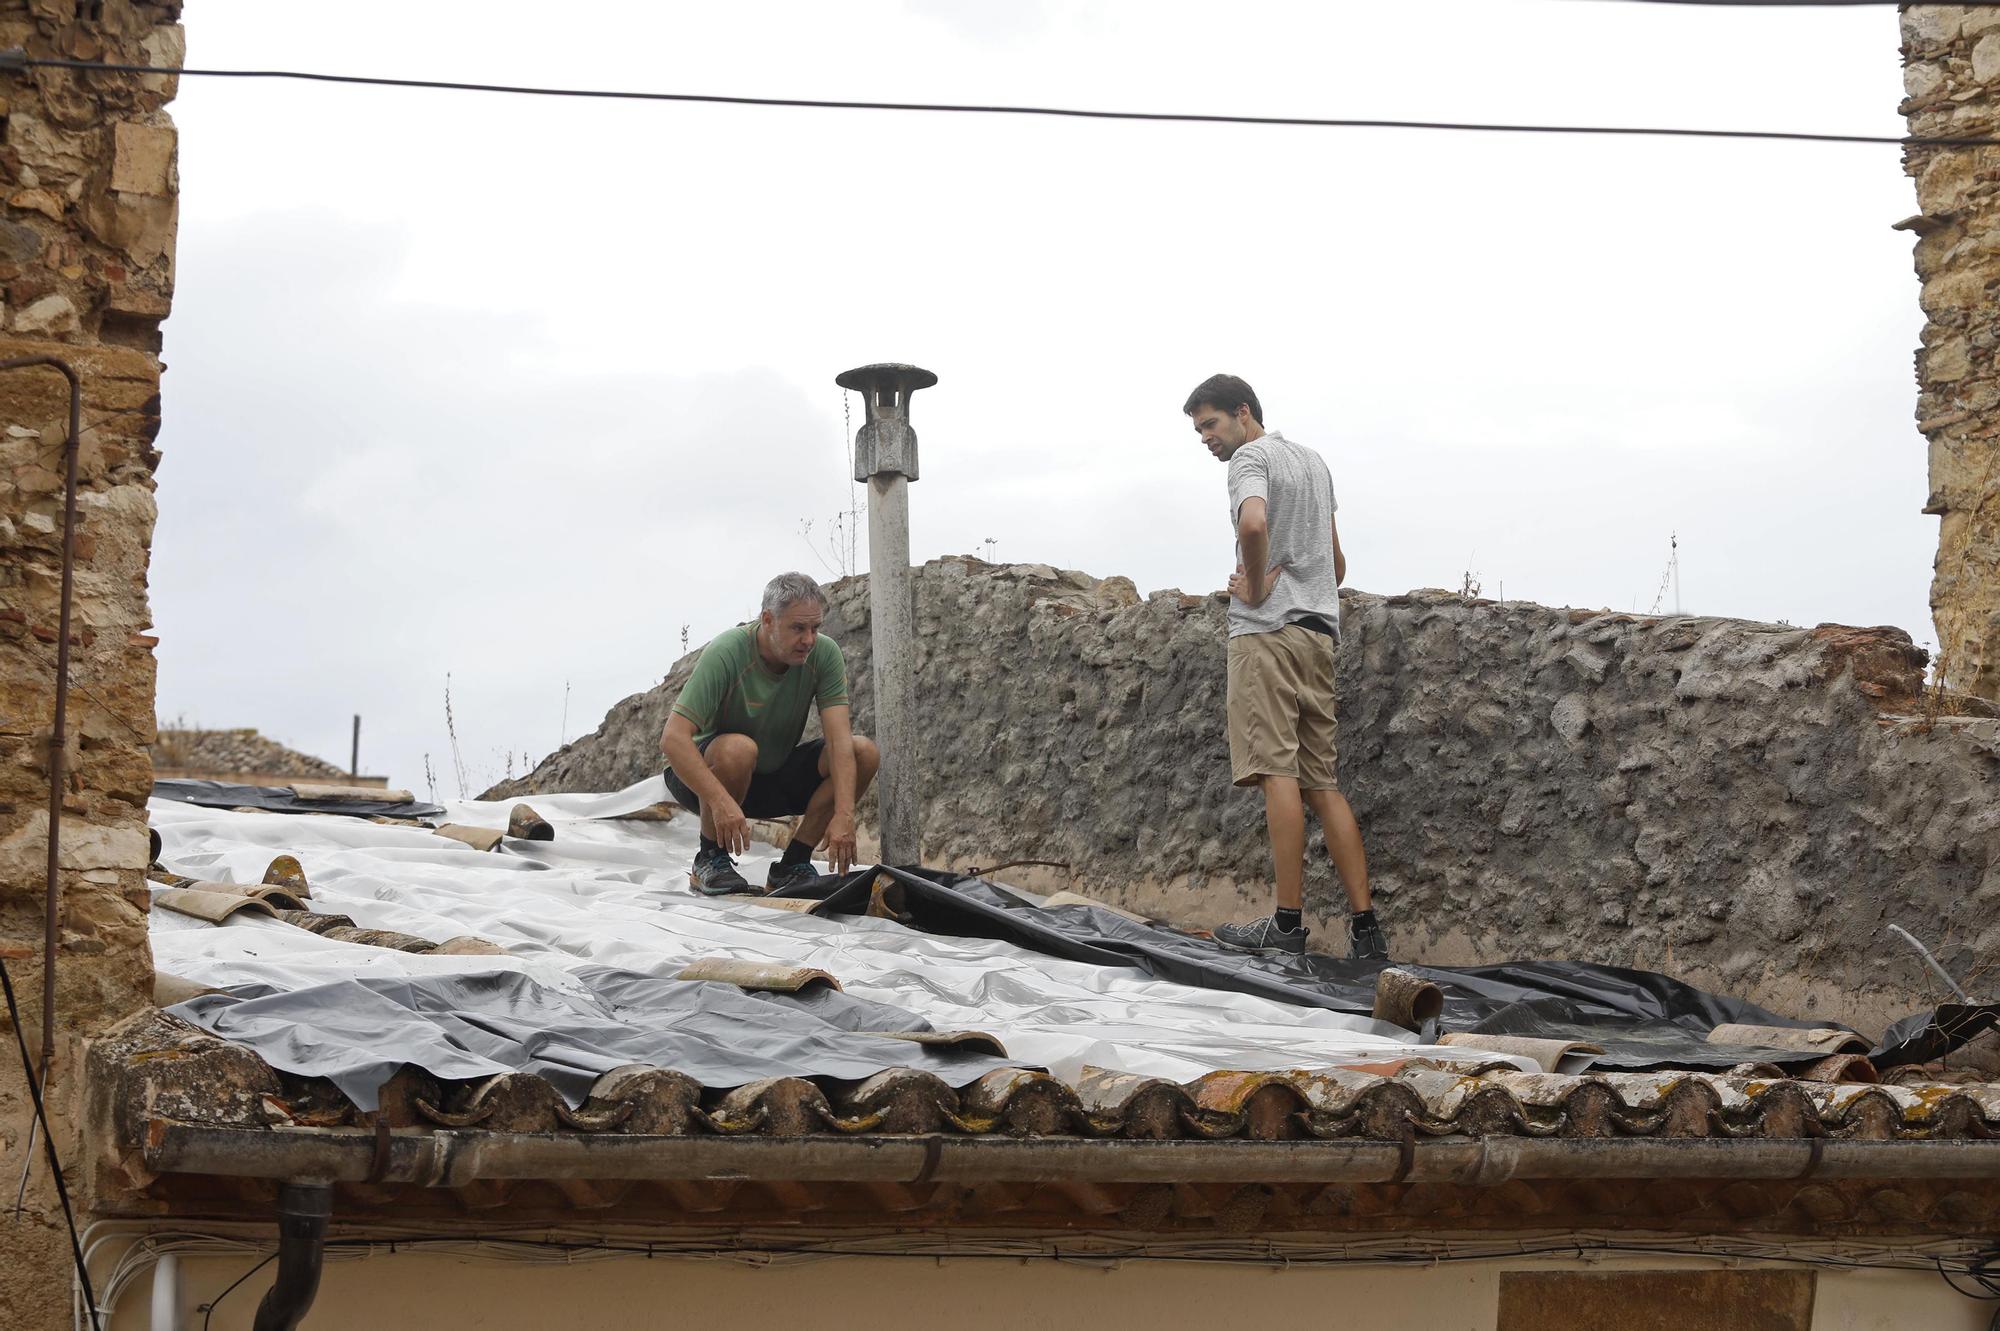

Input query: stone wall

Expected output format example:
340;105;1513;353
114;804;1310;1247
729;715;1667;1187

0;3;179;1327
498;559;2000;1035
150;725;366;784
1903;5;2000;701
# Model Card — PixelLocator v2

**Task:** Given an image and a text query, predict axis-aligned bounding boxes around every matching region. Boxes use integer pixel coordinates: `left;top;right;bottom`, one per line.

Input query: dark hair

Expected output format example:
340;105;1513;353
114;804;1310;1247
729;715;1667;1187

1182;374;1262;425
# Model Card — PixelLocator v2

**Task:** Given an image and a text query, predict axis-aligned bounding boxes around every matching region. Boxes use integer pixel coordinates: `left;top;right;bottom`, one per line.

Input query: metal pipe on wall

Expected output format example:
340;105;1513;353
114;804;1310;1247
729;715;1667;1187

252;1183;332;1331
0;354;83;1083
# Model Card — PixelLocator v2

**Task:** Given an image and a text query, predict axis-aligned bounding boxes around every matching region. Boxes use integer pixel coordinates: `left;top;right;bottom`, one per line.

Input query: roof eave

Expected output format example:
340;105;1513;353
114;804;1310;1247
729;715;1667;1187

143;1121;2000;1190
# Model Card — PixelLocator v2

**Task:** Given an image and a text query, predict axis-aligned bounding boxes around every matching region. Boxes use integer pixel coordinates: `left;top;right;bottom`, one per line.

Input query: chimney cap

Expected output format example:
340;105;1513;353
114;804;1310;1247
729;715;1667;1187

835;363;938;395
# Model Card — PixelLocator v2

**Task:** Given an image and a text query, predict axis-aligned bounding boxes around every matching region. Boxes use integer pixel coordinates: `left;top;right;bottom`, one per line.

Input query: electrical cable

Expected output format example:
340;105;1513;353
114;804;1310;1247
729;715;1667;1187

4;52;1996;147
13;633;154;743
98;1227;2000;1276
1936;1248;2000;1301
0;957;103;1331
199;1252;275;1331
1602;1;2000;7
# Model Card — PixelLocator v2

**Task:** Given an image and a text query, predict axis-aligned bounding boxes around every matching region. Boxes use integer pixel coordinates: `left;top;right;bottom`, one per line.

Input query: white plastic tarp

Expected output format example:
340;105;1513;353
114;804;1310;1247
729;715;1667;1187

148;778;1522;1084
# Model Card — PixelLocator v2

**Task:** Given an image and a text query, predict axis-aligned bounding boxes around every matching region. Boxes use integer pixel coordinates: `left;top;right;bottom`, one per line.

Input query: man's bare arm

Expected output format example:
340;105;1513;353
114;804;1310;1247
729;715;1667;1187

819;704;858;816
1332;514;1347;587
1233;496;1281;604
817;704;860;873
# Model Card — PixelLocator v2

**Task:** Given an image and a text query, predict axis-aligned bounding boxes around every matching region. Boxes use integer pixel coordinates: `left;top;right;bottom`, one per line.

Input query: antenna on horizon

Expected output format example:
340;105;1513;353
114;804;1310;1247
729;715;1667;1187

1671;532;1680;615
1648;532;1682;617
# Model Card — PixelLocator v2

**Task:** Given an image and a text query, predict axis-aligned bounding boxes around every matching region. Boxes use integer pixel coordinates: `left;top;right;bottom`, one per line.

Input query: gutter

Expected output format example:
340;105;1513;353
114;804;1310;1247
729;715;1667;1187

144;1123;2000;1189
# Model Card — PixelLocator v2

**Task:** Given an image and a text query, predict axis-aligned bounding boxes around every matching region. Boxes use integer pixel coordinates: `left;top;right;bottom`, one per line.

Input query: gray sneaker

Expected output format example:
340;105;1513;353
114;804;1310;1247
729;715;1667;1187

764;859;819;894
1211;916;1308;956
689;847;751;897
1349;912;1389;962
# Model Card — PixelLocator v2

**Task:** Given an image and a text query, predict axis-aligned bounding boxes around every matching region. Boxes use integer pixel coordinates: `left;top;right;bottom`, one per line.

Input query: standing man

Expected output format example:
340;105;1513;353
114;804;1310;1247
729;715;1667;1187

661;572;880;896
1185;374;1388;961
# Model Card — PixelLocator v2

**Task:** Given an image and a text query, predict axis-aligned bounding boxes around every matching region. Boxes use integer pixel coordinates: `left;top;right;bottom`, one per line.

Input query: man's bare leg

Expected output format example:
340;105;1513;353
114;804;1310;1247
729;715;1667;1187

1261;775;1308;912
1210;775;1313;955
684;734;763;895
697;734;757;844
1305;784;1386;959
794;736;881;846
1304;786;1371;912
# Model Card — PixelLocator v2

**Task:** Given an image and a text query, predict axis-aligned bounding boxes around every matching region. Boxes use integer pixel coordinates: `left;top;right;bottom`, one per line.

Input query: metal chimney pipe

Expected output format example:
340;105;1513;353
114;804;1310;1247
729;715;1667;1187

835;363;936;866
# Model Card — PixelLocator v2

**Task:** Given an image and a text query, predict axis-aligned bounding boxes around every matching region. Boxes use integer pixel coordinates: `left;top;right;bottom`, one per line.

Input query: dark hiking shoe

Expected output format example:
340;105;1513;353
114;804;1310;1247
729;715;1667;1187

1349;912;1389;962
764;859;819;894
1211;915;1308;957
689;847;751;896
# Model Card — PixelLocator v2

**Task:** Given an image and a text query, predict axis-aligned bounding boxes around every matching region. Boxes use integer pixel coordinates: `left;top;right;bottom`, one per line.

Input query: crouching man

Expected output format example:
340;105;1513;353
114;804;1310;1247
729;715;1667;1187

661;571;880;895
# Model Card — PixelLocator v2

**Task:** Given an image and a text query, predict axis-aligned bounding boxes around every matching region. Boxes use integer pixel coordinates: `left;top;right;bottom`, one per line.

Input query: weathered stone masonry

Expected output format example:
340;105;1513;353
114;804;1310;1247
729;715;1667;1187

0;3;178;1327
1903;5;2000;701
503;560;2000;1037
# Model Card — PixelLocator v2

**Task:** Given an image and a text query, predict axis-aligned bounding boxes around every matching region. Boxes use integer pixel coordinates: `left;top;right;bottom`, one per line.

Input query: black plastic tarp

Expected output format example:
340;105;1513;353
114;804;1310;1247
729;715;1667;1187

152;778;445;821
777;866;1997;1072
167;964;1017;1110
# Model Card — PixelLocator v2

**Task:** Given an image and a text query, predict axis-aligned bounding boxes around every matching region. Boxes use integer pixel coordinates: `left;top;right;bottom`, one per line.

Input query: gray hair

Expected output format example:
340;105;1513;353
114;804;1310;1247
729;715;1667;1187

761;571;829;617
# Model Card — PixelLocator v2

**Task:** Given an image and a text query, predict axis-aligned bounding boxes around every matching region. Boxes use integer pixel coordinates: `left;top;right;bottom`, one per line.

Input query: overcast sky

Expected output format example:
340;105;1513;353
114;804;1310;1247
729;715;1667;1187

150;0;1931;794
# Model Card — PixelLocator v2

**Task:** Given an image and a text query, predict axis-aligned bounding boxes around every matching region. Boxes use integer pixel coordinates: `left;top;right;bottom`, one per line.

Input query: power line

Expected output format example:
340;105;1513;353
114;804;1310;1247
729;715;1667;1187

5;52;1997;147
1601;1;2000;6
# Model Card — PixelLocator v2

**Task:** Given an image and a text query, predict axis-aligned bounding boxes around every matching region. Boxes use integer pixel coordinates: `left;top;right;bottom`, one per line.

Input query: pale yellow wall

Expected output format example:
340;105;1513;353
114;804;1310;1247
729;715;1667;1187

106;1243;1990;1331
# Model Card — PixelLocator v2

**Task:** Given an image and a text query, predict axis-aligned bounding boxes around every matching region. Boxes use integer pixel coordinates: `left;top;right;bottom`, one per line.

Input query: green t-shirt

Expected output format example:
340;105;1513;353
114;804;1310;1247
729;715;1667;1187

670;625;851;774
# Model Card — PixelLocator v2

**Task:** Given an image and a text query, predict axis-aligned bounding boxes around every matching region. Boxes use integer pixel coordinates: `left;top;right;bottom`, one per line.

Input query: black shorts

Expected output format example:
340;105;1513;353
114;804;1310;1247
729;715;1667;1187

664;736;827;820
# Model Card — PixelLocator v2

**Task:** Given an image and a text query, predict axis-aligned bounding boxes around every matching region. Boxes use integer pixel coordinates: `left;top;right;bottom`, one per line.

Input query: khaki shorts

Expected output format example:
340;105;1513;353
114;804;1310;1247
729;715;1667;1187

1226;623;1340;789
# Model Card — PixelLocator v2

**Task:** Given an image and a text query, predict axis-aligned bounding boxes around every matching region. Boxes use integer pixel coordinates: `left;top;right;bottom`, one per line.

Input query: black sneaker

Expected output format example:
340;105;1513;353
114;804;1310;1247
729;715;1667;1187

1349;912;1389;962
765;859;819;894
1211;916;1308;956
689;847;751;896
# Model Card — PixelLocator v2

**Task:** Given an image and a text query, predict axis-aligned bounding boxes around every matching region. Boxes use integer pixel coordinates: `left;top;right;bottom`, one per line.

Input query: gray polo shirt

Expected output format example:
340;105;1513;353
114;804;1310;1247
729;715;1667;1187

1225;428;1341;641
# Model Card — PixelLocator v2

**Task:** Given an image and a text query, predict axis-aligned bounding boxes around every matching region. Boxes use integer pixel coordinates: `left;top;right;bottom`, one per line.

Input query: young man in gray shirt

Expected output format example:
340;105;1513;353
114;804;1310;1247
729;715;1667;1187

1185;373;1387;961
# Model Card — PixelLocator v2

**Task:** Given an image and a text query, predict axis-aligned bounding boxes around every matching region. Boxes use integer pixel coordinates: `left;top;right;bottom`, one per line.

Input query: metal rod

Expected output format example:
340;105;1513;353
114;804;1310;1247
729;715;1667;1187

1886;924;1971;1002
349;715;360;781
142;1124;2000;1189
0;355;82;1084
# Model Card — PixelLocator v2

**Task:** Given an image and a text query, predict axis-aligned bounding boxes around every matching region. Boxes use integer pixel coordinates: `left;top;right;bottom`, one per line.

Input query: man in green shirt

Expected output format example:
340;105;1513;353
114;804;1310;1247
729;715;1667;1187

661;571;880;895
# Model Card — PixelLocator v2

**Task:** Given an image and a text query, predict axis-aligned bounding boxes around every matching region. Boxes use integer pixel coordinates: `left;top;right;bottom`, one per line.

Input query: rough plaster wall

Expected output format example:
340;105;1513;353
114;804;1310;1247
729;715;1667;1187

498;559;1999;1035
124;1250;1993;1331
1904;5;2000;701
0;3;179;1327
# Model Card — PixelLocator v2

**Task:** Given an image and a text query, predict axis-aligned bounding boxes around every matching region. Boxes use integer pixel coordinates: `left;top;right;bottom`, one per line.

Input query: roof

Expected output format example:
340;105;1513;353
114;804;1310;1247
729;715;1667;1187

115;781;2000;1233
110;1004;2000;1143
151;726;356;782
